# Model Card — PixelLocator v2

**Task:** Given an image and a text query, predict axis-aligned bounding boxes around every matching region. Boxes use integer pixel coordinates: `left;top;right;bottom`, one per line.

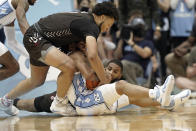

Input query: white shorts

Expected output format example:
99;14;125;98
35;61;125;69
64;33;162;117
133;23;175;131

0;0;16;26
0;42;8;56
67;73;129;115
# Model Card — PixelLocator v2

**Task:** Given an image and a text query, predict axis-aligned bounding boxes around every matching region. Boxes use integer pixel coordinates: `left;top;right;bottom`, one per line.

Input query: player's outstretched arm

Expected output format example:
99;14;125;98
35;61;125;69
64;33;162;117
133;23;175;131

16;0;30;34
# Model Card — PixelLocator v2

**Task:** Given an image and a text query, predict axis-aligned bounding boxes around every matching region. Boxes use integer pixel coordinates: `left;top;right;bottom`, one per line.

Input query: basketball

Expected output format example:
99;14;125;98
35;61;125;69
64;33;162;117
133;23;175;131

86;80;100;90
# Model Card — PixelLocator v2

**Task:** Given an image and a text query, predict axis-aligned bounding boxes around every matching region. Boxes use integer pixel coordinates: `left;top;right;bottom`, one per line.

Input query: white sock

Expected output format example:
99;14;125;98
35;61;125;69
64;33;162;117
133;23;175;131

4;26;29;57
149;89;156;99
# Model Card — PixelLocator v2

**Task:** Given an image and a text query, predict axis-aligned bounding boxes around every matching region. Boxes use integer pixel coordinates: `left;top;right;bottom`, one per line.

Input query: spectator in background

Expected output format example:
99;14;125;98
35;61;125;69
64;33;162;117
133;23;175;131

118;0;161;41
114;17;156;85
165;16;196;77
175;47;196;91
169;0;195;48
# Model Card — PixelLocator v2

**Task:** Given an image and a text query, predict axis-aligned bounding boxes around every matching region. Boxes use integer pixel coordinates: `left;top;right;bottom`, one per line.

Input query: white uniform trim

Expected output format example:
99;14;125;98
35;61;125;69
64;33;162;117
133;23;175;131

0;0;16;26
0;42;8;56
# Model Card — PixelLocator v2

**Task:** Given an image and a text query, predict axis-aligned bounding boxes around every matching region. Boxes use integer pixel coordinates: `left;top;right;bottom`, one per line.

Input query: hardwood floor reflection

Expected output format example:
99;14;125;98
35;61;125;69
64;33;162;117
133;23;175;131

0;100;195;131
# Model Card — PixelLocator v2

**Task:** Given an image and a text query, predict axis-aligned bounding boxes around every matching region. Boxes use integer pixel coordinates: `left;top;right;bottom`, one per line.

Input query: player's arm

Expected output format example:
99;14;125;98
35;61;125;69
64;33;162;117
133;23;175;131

69;51;98;81
86;36;110;84
16;0;30;35
127;33;152;58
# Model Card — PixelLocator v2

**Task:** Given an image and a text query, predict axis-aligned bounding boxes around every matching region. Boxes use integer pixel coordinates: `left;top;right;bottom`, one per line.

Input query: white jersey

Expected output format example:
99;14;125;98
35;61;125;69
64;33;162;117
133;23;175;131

0;0;16;27
0;41;8;56
67;73;129;116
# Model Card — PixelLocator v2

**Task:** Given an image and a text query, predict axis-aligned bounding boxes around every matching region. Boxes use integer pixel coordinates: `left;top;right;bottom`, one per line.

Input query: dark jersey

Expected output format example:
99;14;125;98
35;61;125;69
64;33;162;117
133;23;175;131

37;12;100;47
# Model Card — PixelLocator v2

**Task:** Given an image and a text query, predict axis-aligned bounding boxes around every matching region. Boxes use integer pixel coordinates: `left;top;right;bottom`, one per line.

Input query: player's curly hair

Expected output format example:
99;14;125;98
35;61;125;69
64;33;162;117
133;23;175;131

92;2;119;21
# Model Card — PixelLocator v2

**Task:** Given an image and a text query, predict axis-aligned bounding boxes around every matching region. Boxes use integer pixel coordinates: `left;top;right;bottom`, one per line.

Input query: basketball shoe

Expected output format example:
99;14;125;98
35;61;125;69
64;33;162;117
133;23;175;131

162;89;191;110
50;96;76;116
149;75;175;106
0;96;19;116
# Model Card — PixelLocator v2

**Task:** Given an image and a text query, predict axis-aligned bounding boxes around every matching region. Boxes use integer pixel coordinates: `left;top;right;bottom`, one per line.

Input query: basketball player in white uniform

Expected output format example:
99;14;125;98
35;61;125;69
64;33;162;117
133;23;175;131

0;0;36;80
11;56;191;116
66;73;191;116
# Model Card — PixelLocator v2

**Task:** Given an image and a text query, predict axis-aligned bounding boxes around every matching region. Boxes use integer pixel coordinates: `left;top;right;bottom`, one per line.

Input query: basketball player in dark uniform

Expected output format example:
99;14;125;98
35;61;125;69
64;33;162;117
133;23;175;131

0;2;119;116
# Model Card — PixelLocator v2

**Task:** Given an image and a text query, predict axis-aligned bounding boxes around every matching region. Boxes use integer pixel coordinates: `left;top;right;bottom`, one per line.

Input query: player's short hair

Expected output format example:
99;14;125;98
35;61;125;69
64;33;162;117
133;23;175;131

107;59;123;72
92;2;119;21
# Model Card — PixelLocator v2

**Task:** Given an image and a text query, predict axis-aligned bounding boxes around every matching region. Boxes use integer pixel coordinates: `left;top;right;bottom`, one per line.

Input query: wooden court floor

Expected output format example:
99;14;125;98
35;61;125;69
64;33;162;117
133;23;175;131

0;99;195;131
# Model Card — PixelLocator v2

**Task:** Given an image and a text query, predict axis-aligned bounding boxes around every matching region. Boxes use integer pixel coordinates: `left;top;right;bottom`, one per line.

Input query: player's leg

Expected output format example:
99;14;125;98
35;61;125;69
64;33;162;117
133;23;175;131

96;75;175;110
46;50;98;115
0;42;19;80
6;64;49;99
115;80;160;107
0;64;49;115
13;92;57;113
13;98;36;112
115;76;191;110
116;75;175;106
43;47;76;98
37;47;77;115
4;23;29;57
10;51;93;116
0;26;53;115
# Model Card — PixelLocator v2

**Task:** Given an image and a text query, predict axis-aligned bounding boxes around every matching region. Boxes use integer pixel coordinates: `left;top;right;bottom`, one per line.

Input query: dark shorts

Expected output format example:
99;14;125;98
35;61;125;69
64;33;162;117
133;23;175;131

34;91;56;113
23;26;53;66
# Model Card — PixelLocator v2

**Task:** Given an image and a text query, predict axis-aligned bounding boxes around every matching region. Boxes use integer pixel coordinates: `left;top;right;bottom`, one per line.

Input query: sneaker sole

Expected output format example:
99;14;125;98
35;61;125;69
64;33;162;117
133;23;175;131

162;75;174;106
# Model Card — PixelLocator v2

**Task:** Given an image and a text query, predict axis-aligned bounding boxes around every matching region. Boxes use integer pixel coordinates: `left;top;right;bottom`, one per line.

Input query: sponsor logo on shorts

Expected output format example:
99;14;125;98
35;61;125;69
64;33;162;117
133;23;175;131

29;33;43;46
